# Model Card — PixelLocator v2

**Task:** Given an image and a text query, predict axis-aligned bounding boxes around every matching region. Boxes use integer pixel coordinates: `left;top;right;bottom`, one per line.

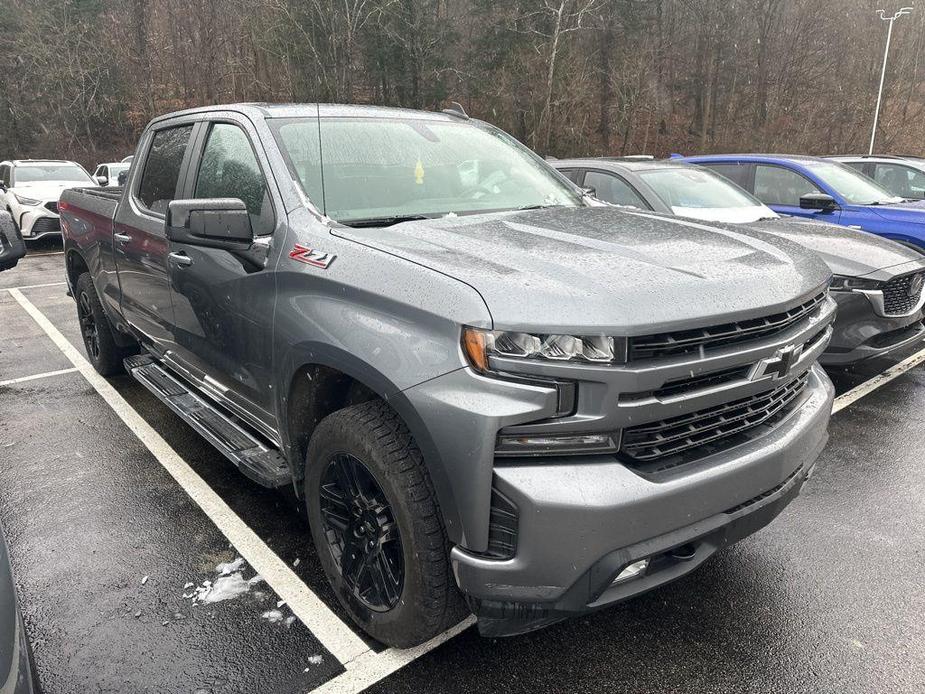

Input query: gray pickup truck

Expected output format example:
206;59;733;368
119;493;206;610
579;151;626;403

61;103;835;647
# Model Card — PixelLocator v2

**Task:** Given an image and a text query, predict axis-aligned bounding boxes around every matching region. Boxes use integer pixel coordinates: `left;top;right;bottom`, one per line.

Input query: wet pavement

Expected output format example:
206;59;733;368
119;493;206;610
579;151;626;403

1;245;924;693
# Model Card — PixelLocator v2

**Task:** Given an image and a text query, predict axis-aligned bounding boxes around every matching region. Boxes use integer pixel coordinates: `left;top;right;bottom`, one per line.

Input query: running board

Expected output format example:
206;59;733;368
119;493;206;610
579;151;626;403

124;354;290;488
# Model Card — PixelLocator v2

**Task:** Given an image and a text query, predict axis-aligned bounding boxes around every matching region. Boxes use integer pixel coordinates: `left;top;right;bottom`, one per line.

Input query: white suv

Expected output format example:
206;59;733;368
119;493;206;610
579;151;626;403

0;160;95;239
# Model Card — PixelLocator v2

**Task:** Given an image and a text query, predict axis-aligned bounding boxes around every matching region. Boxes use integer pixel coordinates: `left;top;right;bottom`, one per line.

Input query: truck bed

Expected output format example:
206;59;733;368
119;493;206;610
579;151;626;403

60;187;122;228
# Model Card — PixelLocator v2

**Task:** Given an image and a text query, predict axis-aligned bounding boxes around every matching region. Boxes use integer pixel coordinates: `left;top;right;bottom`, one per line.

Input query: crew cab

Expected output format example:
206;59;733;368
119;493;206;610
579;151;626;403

61;104;835;647
679;153;925;253
0;160;95;239
554;157;925;365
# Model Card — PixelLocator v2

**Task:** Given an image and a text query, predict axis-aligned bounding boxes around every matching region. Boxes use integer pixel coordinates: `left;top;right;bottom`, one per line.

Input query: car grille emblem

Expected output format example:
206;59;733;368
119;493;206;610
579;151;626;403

750;344;802;381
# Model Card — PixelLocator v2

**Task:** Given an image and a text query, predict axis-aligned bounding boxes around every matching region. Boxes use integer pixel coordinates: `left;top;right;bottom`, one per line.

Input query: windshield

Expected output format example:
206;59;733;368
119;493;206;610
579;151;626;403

14;164;93;185
108;163;130;177
802;160;902;205
270;117;581;224
639;167;776;223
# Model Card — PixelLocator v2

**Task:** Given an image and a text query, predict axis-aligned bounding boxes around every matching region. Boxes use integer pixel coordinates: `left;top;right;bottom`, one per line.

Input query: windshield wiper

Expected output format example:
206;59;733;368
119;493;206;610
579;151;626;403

339;214;434;228
516;203;565;211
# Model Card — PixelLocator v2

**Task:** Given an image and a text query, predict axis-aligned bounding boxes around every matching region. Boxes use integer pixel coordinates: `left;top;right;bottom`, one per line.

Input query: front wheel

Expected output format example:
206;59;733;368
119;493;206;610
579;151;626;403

75;272;126;376
305;400;463;647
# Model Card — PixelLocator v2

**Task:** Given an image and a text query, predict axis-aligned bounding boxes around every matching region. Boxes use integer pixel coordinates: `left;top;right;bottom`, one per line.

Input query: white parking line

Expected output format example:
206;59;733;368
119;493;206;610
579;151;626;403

832;343;925;414
0;367;78;387
6;288;371;665
4;281;67;291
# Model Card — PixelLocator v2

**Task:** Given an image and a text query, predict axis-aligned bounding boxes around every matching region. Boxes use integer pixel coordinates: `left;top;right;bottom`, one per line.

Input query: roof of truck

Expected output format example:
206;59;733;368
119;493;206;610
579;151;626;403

149;103;470;127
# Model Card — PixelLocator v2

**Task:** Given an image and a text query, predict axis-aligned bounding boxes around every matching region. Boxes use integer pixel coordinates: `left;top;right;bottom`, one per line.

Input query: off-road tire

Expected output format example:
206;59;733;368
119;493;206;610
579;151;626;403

75;272;125;376
305;400;464;647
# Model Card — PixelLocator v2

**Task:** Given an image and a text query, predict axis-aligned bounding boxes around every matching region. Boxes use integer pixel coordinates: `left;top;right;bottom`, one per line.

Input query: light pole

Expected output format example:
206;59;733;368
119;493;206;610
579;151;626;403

869;6;913;155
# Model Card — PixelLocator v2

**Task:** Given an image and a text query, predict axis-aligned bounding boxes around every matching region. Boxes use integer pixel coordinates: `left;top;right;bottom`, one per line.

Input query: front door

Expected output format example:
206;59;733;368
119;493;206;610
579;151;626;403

753;163;840;223
113;123;195;350
166;118;280;434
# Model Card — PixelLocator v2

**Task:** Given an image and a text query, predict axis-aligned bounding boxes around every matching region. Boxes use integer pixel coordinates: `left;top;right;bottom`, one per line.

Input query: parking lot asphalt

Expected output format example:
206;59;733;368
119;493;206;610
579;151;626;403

2;246;925;693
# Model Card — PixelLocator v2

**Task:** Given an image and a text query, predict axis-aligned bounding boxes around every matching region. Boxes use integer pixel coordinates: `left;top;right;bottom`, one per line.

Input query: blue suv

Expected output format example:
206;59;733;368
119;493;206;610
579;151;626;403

679;154;925;252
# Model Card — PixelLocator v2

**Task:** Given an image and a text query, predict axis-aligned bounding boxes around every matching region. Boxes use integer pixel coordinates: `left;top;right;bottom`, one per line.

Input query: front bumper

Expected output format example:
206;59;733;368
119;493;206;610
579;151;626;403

821;291;925;365
450;364;834;637
18;204;61;239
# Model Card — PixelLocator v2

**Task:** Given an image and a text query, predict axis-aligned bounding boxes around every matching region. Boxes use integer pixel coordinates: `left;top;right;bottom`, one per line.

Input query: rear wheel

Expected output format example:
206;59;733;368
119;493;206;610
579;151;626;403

75;272;126;376
305;400;463;647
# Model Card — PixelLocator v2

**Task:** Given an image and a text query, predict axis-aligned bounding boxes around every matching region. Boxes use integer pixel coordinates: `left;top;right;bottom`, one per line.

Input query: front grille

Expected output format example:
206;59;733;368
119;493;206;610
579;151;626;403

629;292;826;361
621;371;810;469
30;217;61;235
882;272;925;315
44;201;58;214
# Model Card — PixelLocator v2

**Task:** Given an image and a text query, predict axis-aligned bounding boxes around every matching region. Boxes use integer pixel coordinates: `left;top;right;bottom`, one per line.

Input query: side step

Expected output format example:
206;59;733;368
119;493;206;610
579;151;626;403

124;354;290;488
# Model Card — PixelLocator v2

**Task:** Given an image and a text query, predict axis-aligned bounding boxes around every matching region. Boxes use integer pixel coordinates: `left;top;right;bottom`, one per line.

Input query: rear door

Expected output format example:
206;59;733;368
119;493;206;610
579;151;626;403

165;115;280;435
113;122;195;349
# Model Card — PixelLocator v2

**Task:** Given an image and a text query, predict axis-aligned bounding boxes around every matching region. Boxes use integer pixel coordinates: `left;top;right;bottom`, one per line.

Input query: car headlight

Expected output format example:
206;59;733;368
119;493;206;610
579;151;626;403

462;327;626;372
12;193;40;206
829;275;881;292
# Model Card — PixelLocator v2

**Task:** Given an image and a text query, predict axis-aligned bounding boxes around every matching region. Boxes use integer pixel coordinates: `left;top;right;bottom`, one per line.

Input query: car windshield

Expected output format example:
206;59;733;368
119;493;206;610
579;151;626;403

109;164;130;176
639;167;775;220
14;164;93;185
802;160;902;205
269;117;581;224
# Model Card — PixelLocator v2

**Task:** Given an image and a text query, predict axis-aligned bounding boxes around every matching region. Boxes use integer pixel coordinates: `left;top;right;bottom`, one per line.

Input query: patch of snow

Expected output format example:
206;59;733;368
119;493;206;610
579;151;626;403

194;573;252;604
261;609;284;623
304;655;323;670
277;599;286;608
293;557;301;567
141;575;149;585
248;575;264;585
216;557;246;575
285;616;296;628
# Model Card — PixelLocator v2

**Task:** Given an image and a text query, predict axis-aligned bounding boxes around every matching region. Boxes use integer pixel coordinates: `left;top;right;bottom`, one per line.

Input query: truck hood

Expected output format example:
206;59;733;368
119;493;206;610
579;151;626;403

334;206;831;334
13;181;87;203
745;217;925;279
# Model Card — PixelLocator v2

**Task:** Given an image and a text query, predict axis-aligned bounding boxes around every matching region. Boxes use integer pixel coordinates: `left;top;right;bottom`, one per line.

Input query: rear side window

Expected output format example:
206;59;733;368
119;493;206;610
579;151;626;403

701;162;752;190
138;125;194;214
558;168;582;184
753;165;821;206
194;123;274;235
584;170;647;208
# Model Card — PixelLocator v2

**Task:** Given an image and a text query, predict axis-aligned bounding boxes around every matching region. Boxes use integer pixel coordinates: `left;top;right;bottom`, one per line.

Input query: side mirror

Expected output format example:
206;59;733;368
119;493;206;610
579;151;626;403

800;193;838;212
166;198;254;250
95;175;108;186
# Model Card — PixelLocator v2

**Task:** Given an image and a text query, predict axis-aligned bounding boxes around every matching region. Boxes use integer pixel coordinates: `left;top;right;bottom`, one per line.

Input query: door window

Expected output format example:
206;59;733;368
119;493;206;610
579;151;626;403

700;162;752;190
0;165;9;187
137;125;194;214
753;165;821;206
194;123;274;235
873;163;925;199
557;168;582;184
584;170;648;208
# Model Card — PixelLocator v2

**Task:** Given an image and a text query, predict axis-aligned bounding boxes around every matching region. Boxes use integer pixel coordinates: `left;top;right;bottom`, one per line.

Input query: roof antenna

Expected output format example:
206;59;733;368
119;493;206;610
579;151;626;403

442;101;469;120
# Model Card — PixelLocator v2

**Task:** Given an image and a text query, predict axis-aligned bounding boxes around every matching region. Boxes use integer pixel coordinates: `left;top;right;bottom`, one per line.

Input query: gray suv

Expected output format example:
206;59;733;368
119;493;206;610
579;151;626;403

62;104;835;646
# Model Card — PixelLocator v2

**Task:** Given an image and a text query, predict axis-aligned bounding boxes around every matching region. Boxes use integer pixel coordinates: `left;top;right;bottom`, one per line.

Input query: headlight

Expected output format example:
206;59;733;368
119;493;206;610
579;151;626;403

829;275;881;292
12;193;40;206
463;327;626;372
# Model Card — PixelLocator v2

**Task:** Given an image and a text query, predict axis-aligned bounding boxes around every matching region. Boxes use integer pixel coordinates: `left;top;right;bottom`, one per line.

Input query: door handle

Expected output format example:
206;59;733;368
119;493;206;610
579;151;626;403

113;232;132;244
168;251;193;267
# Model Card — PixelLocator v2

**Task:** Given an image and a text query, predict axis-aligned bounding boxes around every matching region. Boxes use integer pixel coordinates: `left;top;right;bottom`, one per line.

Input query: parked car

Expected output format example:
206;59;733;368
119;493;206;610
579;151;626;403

92;162;131;187
0;160;95;240
0;211;26;271
554;158;925;365
61;103;835;647
827;155;925;200
679;153;925;253
1;484;39;693
121;155;134;163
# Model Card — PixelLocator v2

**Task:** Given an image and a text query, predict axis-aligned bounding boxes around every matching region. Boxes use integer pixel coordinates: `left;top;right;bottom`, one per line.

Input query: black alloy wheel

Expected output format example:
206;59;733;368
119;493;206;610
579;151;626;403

78;288;101;361
318;452;404;612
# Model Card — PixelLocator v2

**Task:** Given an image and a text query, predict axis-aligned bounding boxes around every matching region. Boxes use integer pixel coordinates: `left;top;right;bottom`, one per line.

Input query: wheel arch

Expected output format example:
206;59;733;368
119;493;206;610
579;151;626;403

279;343;463;544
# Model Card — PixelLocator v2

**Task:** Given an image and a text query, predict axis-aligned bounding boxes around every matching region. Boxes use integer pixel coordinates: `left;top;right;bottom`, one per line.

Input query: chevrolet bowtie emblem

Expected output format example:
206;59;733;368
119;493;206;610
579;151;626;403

751;344;802;381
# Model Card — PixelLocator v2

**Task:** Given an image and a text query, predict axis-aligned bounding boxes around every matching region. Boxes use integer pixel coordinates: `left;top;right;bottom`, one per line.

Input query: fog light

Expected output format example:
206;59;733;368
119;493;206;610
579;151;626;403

494;432;619;457
612;559;649;585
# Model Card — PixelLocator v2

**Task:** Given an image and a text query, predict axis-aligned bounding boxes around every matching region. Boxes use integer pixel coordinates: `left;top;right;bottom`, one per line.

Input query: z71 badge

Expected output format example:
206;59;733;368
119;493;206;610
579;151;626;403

289;244;336;269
